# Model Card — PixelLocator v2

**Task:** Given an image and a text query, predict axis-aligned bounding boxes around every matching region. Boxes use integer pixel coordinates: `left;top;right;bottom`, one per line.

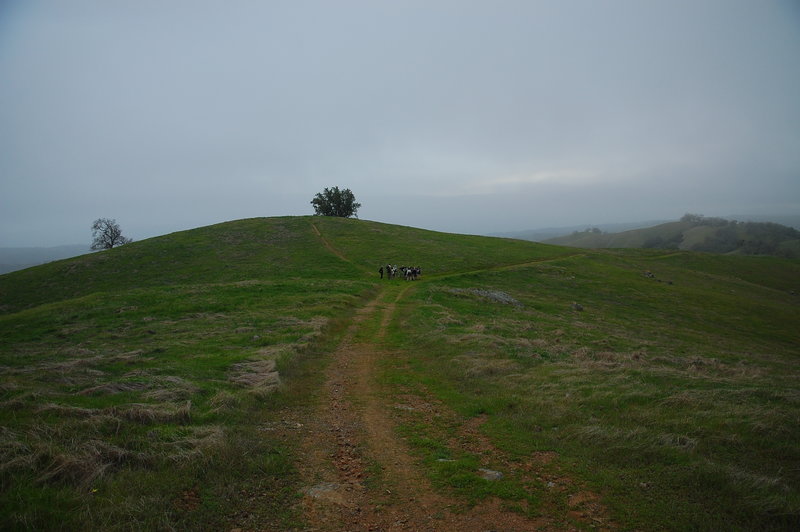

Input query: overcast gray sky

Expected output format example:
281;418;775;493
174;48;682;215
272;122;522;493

1;0;799;247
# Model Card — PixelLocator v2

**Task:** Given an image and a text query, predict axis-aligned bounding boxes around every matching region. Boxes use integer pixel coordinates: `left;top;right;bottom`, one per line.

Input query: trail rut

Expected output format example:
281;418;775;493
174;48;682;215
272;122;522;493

292;287;568;531
260;224;614;530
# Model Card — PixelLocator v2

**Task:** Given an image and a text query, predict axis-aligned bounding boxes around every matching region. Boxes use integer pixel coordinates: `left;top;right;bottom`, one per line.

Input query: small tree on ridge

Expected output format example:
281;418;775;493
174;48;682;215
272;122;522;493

91;218;132;250
310;186;361;218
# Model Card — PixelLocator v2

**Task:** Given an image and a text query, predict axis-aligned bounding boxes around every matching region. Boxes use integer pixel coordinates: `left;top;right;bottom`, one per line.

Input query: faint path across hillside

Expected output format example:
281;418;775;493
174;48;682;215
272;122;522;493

427;252;587;282
309;221;356;267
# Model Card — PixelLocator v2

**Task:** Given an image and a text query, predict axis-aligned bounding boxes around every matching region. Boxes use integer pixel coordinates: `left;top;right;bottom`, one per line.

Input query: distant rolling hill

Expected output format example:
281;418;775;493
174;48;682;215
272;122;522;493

490;219;671;242
544;214;800;258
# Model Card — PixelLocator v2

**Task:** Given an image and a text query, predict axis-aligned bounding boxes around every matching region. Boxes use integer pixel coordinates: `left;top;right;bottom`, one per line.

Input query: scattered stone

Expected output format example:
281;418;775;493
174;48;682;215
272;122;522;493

451;288;523;307
302;482;348;505
478;468;504;481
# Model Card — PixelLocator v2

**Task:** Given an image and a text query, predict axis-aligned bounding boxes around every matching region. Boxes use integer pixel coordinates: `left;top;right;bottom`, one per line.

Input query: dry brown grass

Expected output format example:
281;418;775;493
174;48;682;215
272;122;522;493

38;400;193;425
142;376;200;402
78;381;149;396
112;401;192;425
208;390;241;413
35;439;145;486
229;359;281;393
1;425;147;487
160;425;226;463
1;413;224;489
453;353;522;378
37;403;97;418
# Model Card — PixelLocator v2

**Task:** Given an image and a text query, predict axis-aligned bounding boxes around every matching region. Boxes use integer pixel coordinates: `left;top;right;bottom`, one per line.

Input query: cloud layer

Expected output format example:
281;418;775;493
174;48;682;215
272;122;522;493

1;1;798;245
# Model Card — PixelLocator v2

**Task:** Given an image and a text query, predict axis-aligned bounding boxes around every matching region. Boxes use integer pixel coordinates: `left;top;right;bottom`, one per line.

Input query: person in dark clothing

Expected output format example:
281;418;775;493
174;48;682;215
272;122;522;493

379;266;384;279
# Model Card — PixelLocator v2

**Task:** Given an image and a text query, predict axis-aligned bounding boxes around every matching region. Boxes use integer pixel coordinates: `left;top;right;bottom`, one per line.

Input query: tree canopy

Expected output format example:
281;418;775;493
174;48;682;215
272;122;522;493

91;218;132;250
310;186;361;218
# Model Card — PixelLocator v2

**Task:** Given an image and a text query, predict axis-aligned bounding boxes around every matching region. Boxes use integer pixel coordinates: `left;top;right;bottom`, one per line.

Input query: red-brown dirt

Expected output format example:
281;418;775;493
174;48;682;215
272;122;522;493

284;289;616;531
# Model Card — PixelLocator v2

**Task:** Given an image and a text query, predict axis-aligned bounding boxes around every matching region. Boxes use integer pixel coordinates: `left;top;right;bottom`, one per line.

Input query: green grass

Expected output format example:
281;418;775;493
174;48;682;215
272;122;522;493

309;216;575;277
382;248;800;530
0;274;374;530
2;216;799;530
1;216;565;529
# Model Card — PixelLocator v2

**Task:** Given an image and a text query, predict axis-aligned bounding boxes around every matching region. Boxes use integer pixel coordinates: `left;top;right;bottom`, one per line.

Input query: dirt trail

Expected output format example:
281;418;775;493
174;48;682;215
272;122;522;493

293;287;564;531
287;225;613;530
309;222;353;266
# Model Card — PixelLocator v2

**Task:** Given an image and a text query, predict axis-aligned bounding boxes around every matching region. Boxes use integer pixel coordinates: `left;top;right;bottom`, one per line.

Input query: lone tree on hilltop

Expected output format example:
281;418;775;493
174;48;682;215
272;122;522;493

311;186;361;218
91;218;132;250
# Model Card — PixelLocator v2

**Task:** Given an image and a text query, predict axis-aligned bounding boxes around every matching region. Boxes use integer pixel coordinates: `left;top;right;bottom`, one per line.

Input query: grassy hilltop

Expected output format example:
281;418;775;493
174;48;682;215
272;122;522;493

1;216;799;530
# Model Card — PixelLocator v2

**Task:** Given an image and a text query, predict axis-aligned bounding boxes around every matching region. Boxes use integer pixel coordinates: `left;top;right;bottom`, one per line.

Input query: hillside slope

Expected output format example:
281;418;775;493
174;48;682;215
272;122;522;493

0;216;571;314
1;216;799;530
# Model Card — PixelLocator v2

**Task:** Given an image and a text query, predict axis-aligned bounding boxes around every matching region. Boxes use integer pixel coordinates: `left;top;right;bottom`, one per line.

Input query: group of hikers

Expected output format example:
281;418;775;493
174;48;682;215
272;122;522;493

379;264;421;281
